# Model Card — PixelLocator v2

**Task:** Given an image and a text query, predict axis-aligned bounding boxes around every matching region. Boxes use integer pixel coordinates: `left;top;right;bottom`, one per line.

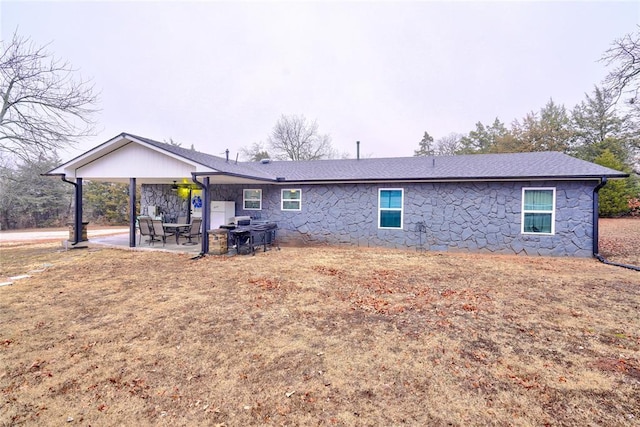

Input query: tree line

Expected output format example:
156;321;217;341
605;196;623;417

0;153;133;230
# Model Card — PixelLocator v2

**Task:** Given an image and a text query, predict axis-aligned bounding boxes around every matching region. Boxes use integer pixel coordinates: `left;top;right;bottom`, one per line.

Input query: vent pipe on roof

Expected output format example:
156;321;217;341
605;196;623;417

225;149;229;163
357;141;360;160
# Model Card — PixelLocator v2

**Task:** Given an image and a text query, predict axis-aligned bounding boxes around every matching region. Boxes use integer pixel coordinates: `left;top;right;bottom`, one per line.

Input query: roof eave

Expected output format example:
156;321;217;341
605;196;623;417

270;174;630;185
191;171;279;183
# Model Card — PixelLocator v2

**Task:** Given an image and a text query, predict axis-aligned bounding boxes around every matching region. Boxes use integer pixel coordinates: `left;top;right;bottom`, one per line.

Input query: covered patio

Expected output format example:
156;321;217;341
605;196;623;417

46;132;278;255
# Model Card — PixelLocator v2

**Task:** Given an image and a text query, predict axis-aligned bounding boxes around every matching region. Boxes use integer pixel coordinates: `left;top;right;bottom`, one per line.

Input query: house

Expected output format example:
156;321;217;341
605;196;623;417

48;132;629;257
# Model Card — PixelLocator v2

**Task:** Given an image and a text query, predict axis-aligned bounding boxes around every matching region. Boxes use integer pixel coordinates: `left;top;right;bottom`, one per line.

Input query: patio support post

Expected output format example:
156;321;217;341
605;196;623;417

74;178;83;245
202;177;210;254
191;173;210;255
129;178;137;247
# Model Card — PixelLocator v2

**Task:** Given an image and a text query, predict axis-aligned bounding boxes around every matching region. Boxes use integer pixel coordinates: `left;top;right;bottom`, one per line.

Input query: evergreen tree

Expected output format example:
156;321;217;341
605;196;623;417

414;132;435;156
459;118;511;154
84;181;132;224
570;86;626;161
594;149;632;217
0;153;72;229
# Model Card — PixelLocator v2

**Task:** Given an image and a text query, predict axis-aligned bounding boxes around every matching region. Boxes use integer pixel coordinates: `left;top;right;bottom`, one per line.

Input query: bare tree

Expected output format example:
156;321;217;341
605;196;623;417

0;31;99;162
434;133;463;156
602;26;640;104
268;114;333;161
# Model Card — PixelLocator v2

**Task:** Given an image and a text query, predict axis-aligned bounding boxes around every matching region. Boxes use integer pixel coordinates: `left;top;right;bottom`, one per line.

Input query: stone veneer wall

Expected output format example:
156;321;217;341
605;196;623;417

140;184;191;220
208;180;597;257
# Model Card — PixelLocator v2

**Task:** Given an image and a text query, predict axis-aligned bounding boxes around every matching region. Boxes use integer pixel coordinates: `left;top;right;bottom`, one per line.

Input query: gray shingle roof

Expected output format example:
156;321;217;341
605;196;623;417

245;151;628;182
131;134;276;180
130;134;628;182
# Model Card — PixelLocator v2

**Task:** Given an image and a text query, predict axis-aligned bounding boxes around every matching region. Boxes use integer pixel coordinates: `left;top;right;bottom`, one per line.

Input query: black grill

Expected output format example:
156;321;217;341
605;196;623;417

229;222;278;255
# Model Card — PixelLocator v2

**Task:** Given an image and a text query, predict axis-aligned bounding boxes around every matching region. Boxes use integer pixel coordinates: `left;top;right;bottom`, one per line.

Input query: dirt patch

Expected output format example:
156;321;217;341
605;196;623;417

0;220;638;426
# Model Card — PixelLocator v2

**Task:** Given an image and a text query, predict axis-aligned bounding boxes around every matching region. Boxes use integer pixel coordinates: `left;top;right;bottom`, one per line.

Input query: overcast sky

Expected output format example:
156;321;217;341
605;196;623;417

2;1;639;161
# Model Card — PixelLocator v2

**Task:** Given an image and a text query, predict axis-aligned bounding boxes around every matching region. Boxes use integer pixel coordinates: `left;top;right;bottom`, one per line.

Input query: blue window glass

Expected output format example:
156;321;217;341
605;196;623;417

379;189;403;229
380;190;403;209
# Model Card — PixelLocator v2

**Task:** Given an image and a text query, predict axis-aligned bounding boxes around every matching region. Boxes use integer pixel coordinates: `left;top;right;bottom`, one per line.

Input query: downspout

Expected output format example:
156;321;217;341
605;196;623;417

191;173;210;257
129;178;136;248
593;177;640;271
56;174;83;246
592;177;607;256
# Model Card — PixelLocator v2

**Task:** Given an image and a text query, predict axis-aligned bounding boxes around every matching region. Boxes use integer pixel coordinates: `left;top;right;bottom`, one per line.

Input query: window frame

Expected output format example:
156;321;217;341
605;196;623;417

521;187;556;235
243;189;262;210
378;188;404;229
281;189;302;211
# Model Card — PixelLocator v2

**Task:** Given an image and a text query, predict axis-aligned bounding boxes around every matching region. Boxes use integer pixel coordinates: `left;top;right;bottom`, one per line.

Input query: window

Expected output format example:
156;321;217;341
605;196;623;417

243;189;262;210
378;188;403;229
522;188;555;234
281;189;301;211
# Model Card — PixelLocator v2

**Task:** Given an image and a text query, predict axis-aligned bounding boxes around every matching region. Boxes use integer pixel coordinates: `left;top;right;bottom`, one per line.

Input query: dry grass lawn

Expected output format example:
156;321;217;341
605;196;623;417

1;219;639;426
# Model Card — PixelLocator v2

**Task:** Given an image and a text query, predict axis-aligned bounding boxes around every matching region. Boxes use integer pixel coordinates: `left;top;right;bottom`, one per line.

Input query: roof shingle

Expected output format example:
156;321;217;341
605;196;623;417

131;134;629;182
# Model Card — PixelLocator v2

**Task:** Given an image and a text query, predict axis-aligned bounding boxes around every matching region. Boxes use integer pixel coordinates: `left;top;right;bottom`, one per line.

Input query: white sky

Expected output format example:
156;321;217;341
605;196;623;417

2;1;639;161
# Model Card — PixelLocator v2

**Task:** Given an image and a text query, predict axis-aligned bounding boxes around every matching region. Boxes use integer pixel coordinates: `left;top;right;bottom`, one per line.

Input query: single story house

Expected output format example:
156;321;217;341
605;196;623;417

48;132;629;257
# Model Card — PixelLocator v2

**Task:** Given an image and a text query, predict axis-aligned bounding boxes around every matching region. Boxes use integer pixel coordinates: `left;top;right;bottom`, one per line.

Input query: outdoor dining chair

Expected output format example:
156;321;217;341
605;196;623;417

180;218;202;245
176;216;190;234
138;217;157;245
151;219;176;246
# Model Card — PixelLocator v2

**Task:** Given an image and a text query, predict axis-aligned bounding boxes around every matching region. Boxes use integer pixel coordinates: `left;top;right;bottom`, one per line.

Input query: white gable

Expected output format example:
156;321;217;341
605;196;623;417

75;142;197;179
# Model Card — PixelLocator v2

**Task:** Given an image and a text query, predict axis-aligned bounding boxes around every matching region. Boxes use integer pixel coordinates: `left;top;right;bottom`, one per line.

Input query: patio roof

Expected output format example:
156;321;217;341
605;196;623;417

47;132;277;185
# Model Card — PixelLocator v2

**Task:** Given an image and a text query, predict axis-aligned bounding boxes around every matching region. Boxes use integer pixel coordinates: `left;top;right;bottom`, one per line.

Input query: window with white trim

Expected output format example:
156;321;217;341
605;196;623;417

281;189;301;211
522;187;555;234
378;188;403;229
243;189;262;210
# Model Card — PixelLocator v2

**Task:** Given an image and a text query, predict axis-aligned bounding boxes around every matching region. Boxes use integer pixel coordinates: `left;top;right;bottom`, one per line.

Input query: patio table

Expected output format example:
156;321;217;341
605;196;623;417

162;223;190;245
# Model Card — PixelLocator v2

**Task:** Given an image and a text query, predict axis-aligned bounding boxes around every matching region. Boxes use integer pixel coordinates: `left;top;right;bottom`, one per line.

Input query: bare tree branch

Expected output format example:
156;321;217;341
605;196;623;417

240;141;270;161
601;26;640;105
0;30;99;162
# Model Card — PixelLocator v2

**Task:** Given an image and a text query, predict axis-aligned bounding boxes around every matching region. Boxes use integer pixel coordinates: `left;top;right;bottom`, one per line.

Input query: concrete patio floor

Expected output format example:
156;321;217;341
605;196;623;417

1;227;256;257
89;232;204;254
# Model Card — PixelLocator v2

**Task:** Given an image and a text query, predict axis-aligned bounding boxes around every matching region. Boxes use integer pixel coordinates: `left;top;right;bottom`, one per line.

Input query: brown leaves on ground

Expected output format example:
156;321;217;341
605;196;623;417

0;219;638;426
599;217;640;266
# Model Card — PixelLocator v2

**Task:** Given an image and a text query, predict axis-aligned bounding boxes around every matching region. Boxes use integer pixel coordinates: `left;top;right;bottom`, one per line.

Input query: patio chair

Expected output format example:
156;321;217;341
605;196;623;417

151;219;176;246
138;217;157;245
179;218;202;245
176;215;189;234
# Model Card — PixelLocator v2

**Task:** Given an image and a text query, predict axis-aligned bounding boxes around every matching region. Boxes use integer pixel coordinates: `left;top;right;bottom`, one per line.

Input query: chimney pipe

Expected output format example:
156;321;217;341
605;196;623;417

356;140;360;160
225;149;229;162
